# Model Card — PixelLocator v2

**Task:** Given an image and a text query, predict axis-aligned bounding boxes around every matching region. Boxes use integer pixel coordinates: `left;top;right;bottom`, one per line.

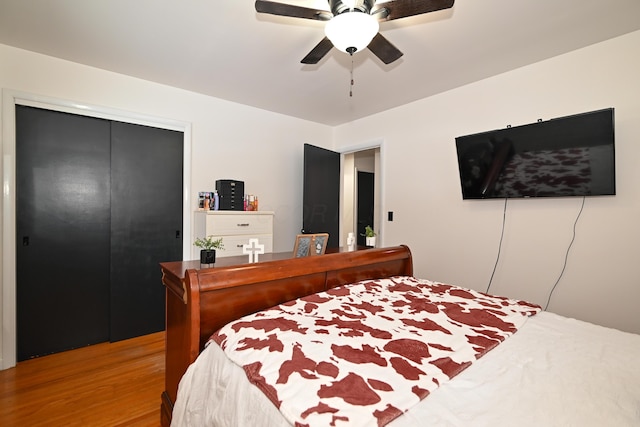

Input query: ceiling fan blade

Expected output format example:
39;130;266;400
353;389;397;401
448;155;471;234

301;37;334;64
373;0;454;21
367;33;403;64
255;0;332;21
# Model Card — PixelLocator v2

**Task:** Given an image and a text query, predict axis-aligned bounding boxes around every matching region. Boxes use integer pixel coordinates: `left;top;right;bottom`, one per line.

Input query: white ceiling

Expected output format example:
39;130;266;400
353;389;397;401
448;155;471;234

1;0;640;126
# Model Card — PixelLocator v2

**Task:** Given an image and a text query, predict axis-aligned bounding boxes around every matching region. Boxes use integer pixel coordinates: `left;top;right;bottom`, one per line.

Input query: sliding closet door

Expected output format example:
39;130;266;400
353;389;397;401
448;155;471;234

109;121;183;341
16;106;184;357
16;106;111;361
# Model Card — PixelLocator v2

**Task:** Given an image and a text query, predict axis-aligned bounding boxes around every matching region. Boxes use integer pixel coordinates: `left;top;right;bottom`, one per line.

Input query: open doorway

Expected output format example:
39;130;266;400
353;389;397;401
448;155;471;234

301;143;382;251
341;147;381;249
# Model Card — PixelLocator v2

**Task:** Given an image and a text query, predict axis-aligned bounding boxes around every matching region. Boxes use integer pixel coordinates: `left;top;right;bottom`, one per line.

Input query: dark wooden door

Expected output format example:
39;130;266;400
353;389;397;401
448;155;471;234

357;171;375;247
110;121;183;341
302;144;340;248
16;106;111;361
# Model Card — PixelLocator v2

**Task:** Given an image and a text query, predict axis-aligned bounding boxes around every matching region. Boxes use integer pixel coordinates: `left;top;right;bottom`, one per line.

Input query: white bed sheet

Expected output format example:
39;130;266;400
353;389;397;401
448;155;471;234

172;311;640;427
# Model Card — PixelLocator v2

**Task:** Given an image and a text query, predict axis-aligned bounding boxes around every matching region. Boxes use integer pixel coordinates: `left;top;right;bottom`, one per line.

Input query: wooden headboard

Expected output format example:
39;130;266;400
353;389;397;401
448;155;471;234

159;245;413;426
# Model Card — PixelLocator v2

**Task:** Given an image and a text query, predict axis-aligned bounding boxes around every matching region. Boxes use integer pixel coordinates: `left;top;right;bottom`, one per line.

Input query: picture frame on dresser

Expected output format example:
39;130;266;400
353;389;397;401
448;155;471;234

309;233;328;256
293;234;311;257
293;233;328;258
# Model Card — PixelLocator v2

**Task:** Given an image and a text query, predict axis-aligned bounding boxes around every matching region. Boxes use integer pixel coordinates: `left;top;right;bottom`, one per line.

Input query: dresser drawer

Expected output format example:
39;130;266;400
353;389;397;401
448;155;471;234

217;235;273;257
205;213;273;236
193;211;275;260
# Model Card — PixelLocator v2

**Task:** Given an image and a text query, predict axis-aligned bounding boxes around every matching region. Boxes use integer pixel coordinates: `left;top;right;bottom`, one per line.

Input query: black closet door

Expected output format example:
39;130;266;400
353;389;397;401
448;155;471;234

109;121;183;341
16;106;111;361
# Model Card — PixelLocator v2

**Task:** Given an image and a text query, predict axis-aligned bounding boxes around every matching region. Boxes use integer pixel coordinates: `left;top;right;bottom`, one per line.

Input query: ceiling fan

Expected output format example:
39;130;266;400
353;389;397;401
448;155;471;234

254;0;455;65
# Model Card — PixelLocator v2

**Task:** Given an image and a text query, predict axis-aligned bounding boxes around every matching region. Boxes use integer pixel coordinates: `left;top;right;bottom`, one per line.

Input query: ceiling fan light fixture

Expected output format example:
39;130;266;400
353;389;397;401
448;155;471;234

325;11;379;55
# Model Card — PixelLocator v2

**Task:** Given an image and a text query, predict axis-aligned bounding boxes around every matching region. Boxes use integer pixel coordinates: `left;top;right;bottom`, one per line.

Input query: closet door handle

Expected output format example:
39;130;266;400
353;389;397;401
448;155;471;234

175;230;181;239
23;236;30;246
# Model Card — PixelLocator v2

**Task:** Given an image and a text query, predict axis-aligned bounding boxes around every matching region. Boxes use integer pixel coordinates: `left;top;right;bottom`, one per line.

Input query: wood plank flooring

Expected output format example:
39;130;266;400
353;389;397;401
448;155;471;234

0;331;164;426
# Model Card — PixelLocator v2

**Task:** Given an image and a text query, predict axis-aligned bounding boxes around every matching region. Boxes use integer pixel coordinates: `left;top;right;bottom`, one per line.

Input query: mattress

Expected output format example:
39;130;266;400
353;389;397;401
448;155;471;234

172;293;640;426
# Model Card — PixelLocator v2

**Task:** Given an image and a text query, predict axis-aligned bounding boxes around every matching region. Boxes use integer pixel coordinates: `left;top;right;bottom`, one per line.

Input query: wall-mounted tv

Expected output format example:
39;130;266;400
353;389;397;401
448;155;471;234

455;108;616;200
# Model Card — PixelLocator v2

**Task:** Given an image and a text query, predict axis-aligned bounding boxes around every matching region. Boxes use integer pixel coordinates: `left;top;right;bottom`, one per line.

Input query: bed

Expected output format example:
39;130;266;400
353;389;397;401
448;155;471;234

160;246;640;426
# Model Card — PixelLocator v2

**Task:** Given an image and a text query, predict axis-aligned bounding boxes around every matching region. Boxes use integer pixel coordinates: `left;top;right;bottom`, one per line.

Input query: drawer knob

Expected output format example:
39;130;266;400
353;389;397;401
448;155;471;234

237;223;250;227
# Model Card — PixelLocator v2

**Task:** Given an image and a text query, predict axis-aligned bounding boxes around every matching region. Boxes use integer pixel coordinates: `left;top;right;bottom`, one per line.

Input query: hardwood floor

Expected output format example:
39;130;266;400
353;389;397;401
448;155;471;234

0;331;164;426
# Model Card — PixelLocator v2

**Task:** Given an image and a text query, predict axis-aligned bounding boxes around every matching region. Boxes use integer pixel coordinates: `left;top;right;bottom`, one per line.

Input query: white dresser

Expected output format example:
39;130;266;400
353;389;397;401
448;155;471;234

193;211;274;258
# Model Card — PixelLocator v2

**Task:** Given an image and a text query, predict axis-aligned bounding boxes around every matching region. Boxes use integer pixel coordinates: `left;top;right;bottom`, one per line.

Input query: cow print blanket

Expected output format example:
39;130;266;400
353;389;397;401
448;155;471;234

211;276;541;427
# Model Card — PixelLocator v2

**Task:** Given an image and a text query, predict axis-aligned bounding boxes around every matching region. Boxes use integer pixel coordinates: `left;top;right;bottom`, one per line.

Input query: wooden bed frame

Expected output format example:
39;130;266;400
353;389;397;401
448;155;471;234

159;245;413;427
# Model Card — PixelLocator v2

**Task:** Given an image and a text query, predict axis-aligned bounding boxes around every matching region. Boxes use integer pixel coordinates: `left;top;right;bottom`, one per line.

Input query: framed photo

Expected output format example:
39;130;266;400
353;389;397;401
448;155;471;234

293;234;312;257
293;233;329;257
309;233;328;256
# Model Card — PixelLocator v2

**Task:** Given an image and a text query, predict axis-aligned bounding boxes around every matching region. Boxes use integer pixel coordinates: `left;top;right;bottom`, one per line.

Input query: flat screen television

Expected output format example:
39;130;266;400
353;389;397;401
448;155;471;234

455;108;616;199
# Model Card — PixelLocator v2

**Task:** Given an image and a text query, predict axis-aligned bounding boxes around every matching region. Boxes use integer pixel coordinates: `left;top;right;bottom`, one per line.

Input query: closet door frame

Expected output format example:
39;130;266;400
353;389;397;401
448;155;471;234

1;89;192;369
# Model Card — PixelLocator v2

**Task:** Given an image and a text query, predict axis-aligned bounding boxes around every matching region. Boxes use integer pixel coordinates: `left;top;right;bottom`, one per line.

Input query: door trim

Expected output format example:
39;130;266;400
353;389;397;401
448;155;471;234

1;89;192;369
338;139;384;251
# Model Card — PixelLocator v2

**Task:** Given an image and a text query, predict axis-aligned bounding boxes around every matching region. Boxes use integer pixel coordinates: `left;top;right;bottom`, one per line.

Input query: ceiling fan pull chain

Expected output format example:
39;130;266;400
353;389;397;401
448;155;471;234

349;55;354;97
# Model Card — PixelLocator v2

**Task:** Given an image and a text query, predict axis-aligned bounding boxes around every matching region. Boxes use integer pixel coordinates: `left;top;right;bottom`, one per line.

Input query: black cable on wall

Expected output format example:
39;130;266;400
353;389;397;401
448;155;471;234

486;198;508;294
544;196;586;311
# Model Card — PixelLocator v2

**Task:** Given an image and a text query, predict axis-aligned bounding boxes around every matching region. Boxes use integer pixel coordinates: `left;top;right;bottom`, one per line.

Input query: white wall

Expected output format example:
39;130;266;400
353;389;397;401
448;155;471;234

334;30;640;335
0;43;332;368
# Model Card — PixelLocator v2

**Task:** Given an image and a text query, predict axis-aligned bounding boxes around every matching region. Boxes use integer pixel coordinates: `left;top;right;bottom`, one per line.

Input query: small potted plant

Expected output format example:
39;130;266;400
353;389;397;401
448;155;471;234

194;235;224;266
362;225;376;248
